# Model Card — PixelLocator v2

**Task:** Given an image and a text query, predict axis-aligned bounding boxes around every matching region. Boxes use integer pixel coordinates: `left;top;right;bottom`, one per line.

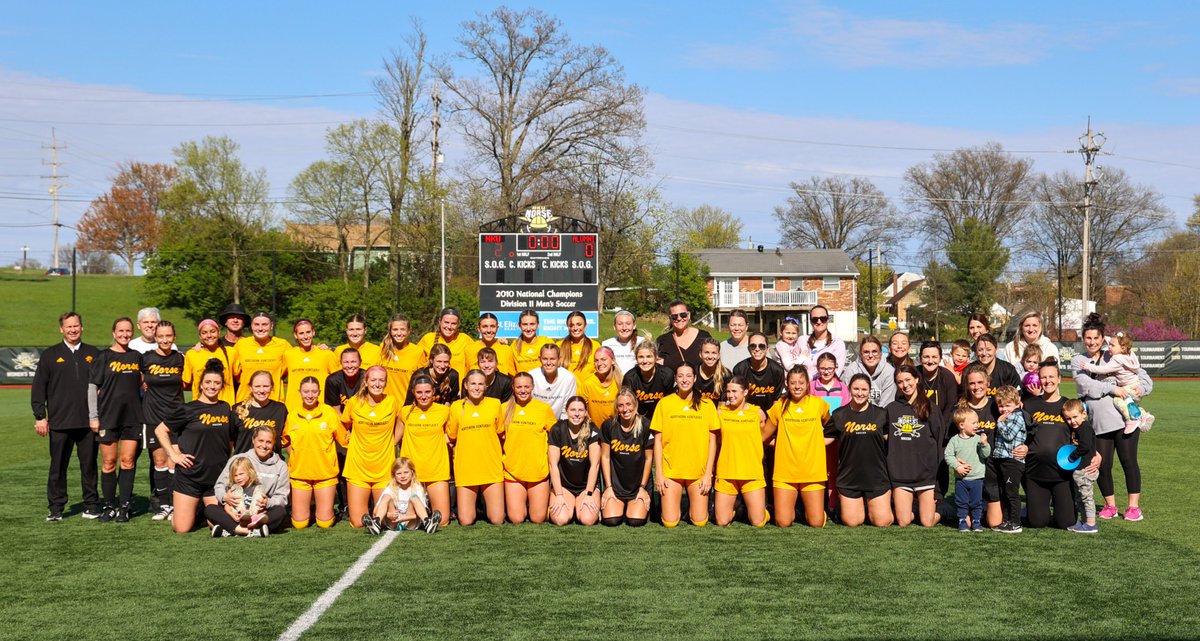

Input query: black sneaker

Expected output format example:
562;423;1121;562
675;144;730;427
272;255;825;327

424;511;442;534
211;524;225;538
258;524;270;538
115;504;131;523
996;520;1023;534
98;505;117;523
46;511;63;522
81;506;103;520
362;514;382;536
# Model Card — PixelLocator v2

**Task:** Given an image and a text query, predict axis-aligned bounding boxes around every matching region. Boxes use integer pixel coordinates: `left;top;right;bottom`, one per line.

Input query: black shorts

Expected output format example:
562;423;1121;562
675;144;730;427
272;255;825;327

142;425;163;451
839;487;890;501
98;424;143;444
983;458;1002;502
173;474;216;499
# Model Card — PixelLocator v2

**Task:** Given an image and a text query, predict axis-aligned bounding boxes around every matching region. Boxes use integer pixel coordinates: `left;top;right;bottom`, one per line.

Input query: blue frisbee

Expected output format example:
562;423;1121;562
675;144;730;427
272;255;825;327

1057;444;1083;471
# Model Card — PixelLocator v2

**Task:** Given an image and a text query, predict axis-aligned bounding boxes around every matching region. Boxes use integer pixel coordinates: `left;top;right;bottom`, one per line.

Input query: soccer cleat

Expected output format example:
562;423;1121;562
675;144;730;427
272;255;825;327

362;515;382;536
211;524;226;538
152;505;173;521
1097;504;1119;520
425;511;442;534
115;504;131;523
97;505;117;523
46;511;63;522
81;506;103;520
1123;507;1144;522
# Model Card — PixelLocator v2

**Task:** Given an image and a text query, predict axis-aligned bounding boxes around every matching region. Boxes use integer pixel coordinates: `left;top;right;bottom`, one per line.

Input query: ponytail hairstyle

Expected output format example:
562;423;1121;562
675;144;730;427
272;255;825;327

612;310;639;348
112;316;134;332
894;363;931;421
404;375;435;424
431;307;461;342
724;375;750;409
236;370;274;421
156;319;175;335
353;366;388;405
345;314;369;346
517;310;540;346
674;362;702;411
379;313;410;361
559;311;593;374
807;305;831;349
200;357;226;392
477;312;498;340
426;343;453;398
614;386;644;438
564;395;594;452
698;337;727;396
505;371;535;425
780;365;811;416
592;345;620;382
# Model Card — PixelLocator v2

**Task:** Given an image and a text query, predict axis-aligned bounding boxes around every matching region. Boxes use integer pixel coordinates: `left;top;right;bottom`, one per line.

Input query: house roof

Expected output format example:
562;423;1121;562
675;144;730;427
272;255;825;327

879;271;925;297
884;278;926;306
692;248;858;277
285;222;390;253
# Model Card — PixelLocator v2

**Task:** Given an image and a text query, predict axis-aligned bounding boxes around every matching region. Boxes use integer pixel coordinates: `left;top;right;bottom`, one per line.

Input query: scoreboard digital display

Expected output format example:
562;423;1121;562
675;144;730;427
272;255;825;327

479;233;598;285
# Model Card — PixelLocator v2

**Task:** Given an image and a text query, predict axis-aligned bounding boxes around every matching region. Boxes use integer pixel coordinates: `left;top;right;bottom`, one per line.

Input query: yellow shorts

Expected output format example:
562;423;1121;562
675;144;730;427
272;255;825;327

667;477;701;488
347;478;388;491
714;477;767;495
503;470;549;485
290;477;339;491
773;480;826;492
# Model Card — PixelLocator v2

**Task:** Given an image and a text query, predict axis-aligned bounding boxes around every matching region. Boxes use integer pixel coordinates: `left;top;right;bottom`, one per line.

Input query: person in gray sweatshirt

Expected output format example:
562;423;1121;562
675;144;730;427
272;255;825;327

208;425;291;537
840;336;896;408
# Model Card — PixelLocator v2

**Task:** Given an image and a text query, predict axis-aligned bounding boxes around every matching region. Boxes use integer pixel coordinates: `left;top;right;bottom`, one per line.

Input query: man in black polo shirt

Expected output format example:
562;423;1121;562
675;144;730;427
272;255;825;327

31;312;102;521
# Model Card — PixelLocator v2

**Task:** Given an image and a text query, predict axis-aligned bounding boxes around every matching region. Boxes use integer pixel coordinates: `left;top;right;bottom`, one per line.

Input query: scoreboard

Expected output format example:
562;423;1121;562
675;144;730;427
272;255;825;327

478;232;600;338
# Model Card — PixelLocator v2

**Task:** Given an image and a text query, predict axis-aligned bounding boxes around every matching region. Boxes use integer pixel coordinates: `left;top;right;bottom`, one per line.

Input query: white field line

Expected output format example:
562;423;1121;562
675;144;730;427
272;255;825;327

276;530;398;641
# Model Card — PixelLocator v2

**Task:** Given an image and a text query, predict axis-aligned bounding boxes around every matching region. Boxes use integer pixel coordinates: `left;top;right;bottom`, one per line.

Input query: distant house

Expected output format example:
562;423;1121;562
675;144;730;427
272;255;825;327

883;277;926;330
693;248;858;342
285;223;390;271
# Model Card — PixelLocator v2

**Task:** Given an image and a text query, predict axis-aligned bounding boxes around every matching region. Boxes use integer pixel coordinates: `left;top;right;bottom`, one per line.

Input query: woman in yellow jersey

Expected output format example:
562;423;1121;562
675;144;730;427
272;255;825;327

334;314;381;368
397;376;452;527
714;376;769;527
467;313;516;376
282;377;345;529
651;363;719;527
559;311;600;379
233;312;290;404
548;396;602;526
408;343;459;406
283;319;336;411
183;319;237;405
766;365;833;528
579;346;621;427
418;307;474;380
502;372;557;524
379;313;427;404
448;370;506;526
511;309;554;373
599;388;653;527
340;366;400;527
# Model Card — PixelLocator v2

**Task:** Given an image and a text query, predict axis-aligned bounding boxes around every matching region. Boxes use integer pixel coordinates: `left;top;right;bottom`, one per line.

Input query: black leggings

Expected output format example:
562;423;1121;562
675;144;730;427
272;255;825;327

1025;478;1075;529
1095;429;1141;496
204;504;289;534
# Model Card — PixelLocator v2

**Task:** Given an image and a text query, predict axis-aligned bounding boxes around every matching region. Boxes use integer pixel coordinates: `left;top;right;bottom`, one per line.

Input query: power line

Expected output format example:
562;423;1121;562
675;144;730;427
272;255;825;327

0;117;354;128
0;91;373;104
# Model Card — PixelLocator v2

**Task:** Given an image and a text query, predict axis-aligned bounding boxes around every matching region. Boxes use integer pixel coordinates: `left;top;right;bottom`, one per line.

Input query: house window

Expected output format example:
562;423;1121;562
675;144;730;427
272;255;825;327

823;276;839;291
792;279;806;291
762;277;775;291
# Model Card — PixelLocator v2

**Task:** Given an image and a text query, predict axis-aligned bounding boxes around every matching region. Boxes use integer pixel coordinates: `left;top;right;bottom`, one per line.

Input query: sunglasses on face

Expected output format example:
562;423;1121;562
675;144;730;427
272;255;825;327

810;316;829;323
749;343;768;350
670;312;690;321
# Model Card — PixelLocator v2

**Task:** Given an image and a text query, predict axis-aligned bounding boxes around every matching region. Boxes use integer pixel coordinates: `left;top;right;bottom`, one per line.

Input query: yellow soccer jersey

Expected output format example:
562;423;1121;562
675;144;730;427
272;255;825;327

649;394;719;480
398;402;451;483
560;338;601;379
418;332;474;380
578;374;620;428
282;403;345;481
466;339;518;377
716;406;765;481
510;335;554;373
334;341;382;369
447;397;505;487
234;336;291;403
341;395;399;485
182;346;237;406
502;398;557;483
282;346;337;411
380;342;427;404
767;395;831;484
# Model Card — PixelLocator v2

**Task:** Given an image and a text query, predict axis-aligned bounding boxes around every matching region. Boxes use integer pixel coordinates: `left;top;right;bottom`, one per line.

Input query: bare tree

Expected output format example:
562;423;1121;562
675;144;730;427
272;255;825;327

903;142;1035;246
287;160;359;283
666;204;743;249
1025;168;1171;291
436;7;646;215
325;120;392;289
774;176;898;261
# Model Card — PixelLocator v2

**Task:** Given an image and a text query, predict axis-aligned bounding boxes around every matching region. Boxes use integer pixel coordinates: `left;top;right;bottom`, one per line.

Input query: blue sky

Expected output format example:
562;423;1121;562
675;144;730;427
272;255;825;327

1;1;1197;275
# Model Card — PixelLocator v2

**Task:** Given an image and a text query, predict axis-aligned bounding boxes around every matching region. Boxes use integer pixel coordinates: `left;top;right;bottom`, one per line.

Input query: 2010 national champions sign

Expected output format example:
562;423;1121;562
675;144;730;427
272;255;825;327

478;208;600;338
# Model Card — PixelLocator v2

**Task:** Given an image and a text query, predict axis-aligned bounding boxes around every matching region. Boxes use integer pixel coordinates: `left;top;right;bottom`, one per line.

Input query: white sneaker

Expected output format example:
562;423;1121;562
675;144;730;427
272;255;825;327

1139;413;1155;432
151;505;174;521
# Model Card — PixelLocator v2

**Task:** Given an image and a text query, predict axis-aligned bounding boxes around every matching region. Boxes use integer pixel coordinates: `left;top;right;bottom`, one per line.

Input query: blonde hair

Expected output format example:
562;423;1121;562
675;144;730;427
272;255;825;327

951;406;977;431
379;314;409;361
228;457;258;487
1063;398;1086;416
235;370;274;421
614;387;644;438
387;456;424;496
994;385;1021;406
354;366;388;405
1112;332;1133;354
559;311;594;374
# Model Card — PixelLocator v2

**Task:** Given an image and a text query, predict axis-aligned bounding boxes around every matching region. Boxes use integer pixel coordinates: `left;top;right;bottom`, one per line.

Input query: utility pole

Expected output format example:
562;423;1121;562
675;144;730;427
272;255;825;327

42;128;68;270
868;246;874;331
432;81;446;309
1078;118;1105;318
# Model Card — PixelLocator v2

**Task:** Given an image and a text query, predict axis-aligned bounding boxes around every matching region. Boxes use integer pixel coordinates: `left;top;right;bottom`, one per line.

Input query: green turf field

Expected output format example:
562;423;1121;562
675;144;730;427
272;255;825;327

3;382;1196;641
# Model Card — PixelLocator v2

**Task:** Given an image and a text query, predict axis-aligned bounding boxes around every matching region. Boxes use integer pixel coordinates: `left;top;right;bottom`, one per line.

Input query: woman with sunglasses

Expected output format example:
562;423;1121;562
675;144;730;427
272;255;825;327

731;332;786;415
797;305;846;380
656;300;712;373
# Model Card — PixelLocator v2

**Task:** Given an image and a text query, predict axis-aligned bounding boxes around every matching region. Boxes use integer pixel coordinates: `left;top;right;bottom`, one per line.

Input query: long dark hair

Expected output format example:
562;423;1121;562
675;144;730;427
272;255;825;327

894;363;931;421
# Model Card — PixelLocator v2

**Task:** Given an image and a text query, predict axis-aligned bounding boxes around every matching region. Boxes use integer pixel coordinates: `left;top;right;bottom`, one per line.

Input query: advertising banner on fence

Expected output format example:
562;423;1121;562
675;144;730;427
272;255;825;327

0;347;43;385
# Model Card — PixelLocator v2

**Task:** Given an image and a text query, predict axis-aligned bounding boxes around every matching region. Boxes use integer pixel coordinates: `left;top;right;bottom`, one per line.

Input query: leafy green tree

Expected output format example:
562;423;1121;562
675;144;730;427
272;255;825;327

945;218;1009;315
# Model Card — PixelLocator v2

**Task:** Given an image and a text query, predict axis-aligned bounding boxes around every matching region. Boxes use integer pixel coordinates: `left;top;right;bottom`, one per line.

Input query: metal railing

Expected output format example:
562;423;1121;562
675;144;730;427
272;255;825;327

714;290;819;308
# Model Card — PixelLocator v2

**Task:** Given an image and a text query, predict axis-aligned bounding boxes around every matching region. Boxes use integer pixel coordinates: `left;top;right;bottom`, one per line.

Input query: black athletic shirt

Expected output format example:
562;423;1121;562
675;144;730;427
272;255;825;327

695;369;727;404
1022;396;1071;483
732;358;786;414
90;348;145;428
324;370;363;409
969;359;1022;397
656;329;713;373
407;368;460;406
967;399;1000;447
164;400;235;486
600;416;654;500
622;366;675;420
483;372;513;403
231;399;288;454
549;420;601;495
919;366;959;432
884;397;946;485
140;350;185;425
828;403;890;492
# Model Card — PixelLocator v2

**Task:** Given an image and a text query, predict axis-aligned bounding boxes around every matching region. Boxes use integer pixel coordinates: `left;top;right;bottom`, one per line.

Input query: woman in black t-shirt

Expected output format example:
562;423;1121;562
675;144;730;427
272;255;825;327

407;343;460;406
89;317;146;521
656;300;712;372
622;339;675;420
155;358;237;534
548;396;601;526
828;374;892;528
232;370;288;454
960;363;1012;529
1023;361;1099;529
885;364;945;528
140;320;186;519
731;333;786;414
599;387;654;527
